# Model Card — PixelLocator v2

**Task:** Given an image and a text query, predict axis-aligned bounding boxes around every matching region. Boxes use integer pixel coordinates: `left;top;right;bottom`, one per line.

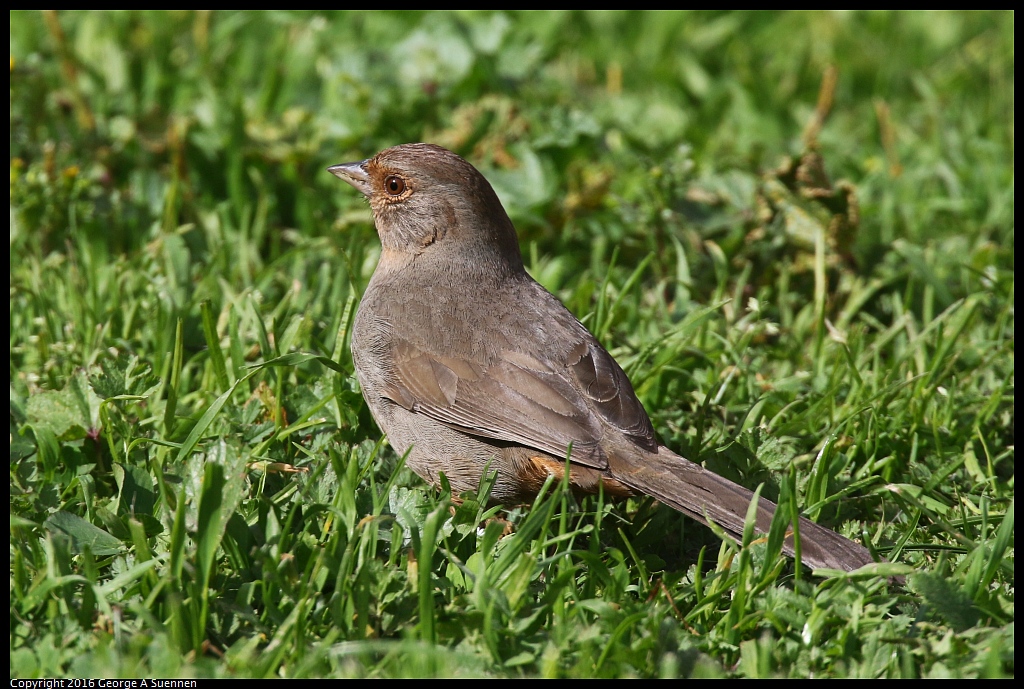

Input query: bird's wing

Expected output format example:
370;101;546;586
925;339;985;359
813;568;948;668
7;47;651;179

381;335;657;470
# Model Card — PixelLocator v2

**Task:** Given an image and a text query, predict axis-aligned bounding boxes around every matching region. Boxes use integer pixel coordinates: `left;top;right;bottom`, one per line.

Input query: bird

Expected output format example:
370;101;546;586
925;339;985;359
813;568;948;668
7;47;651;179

329;142;876;572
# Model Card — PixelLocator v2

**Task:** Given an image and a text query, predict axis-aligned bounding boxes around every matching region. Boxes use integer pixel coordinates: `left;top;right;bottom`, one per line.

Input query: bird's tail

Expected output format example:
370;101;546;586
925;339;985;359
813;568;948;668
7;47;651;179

609;445;876;572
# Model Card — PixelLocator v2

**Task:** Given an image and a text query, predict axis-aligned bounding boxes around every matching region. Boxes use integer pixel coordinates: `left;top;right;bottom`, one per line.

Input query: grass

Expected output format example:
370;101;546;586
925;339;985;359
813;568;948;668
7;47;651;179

9;10;1014;678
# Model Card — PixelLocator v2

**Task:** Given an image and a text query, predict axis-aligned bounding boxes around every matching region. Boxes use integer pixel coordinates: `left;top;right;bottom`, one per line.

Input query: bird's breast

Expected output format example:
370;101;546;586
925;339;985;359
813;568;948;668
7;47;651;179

358;268;550;361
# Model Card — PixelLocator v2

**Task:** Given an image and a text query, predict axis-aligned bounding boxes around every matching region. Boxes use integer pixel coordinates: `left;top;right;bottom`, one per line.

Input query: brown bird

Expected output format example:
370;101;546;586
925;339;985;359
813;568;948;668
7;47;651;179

329;143;876;572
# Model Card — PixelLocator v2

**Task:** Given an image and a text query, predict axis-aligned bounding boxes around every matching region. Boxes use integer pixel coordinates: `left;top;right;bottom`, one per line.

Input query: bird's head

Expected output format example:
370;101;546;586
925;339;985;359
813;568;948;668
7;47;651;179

330;143;523;272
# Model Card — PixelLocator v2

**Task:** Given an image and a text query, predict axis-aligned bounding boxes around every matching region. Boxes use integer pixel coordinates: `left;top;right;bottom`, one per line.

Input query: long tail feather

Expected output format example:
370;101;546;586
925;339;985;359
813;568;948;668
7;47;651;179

610;446;876;571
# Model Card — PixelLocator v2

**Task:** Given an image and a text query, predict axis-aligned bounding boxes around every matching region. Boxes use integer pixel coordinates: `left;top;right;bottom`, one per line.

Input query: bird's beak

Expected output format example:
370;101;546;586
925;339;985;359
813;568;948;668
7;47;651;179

328;160;371;196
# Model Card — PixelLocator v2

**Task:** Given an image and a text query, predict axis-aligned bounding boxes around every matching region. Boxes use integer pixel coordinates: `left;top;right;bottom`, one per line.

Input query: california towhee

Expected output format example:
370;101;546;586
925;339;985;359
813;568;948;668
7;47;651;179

329;143;875;572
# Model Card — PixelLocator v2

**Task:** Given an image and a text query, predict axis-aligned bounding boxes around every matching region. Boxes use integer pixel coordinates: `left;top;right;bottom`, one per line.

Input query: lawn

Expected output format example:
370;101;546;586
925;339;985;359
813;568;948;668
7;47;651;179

10;11;1014;678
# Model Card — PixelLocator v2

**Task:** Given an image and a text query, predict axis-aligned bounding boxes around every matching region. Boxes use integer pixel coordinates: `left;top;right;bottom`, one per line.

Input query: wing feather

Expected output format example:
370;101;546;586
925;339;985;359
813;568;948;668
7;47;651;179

382;332;657;468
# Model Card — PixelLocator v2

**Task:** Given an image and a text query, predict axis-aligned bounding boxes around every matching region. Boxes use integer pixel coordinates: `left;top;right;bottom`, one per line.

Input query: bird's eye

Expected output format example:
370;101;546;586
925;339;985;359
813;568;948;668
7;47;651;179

384;175;406;196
